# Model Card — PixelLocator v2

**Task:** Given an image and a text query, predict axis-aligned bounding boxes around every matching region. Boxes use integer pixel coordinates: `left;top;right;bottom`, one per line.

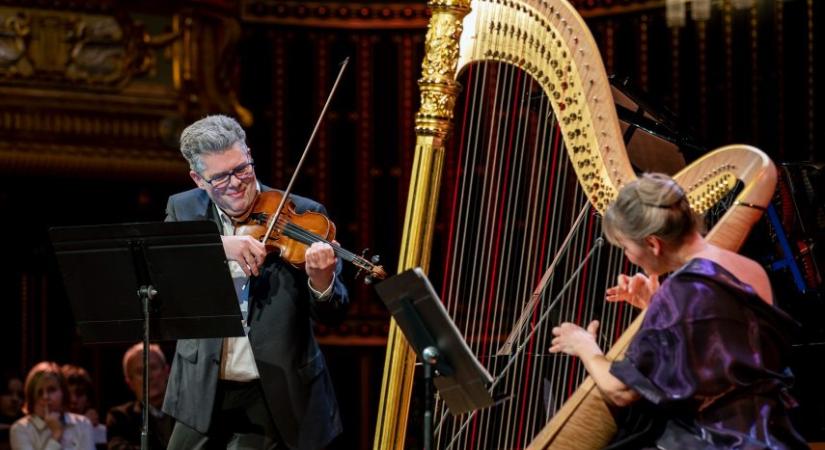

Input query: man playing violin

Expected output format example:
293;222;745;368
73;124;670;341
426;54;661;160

162;114;348;450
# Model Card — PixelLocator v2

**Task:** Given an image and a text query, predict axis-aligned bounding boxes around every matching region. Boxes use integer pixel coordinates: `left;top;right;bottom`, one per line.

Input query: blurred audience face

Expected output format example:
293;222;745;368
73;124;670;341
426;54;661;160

66;384;90;415
0;376;23;418
33;375;63;418
125;350;169;408
23;362;67;418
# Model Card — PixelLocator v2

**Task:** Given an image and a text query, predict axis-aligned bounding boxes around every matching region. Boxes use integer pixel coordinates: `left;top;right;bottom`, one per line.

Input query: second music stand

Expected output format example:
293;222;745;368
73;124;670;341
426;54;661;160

375;267;494;450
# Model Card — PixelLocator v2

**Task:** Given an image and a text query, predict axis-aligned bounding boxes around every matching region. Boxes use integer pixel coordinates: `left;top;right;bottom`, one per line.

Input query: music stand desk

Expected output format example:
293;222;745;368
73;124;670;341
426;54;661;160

50;221;244;449
375;267;494;450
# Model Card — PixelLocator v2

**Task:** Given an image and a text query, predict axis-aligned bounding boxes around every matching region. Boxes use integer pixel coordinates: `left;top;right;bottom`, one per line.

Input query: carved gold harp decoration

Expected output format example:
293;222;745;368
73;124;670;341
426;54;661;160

375;0;777;449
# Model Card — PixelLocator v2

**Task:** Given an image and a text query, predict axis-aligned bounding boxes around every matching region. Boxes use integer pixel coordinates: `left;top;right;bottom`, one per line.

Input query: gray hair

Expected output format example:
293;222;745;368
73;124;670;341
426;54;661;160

603;173;700;247
122;342;167;379
180;114;248;173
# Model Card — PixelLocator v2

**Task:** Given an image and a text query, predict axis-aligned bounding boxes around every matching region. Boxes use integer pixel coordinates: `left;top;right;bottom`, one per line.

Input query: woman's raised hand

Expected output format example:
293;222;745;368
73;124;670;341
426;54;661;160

605;273;659;309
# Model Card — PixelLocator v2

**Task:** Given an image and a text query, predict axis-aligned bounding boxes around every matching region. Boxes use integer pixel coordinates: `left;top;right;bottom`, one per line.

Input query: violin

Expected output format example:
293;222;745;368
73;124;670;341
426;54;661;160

236;57;386;283
235;190;387;283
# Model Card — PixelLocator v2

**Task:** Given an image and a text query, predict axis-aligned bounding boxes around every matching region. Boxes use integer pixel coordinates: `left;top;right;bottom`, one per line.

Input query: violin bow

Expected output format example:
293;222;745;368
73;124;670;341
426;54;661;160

261;57;350;242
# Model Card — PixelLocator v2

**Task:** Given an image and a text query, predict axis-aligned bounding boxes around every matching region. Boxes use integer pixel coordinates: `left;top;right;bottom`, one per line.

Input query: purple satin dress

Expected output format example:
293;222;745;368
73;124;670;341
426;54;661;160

607;258;808;450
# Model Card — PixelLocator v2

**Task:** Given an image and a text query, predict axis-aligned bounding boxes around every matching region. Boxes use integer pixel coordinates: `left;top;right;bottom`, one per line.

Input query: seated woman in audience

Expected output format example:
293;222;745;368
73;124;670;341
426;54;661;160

10;362;94;450
60;365;105;448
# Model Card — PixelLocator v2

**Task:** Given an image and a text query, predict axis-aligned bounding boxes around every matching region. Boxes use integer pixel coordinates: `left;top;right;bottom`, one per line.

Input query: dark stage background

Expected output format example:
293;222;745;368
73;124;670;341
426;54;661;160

1;0;824;448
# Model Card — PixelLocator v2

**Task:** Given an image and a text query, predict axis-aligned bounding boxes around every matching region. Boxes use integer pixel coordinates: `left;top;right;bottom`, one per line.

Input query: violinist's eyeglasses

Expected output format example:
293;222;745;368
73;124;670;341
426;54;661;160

201;160;255;189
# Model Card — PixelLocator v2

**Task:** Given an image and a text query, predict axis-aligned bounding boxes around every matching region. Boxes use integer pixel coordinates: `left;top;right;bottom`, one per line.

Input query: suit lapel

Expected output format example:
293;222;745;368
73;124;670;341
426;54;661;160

191;189;221;229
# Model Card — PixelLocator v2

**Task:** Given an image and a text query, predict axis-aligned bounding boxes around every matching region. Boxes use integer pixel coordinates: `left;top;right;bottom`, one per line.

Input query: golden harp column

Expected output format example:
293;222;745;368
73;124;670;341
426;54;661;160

373;1;470;449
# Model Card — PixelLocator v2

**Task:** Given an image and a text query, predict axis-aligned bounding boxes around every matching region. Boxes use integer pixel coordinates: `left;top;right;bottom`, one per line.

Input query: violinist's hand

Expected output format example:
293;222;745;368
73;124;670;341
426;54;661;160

549;320;603;359
605;273;659;309
305;241;337;293
222;235;266;276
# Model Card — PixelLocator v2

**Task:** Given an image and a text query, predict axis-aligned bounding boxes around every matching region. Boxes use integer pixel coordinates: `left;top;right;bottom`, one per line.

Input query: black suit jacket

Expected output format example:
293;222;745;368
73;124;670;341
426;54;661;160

161;187;347;450
106;401;174;450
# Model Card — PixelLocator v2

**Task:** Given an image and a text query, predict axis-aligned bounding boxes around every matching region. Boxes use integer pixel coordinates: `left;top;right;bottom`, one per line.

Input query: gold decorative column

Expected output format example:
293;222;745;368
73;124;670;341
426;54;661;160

372;1;470;449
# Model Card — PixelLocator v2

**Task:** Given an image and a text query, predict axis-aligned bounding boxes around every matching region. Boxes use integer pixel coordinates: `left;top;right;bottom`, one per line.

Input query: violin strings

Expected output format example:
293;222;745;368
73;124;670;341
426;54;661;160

276;221;366;264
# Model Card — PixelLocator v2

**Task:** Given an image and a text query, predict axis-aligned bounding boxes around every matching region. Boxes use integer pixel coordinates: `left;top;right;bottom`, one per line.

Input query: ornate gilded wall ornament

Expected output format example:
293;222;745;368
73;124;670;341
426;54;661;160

0;3;249;180
0;11;32;77
0;6;179;88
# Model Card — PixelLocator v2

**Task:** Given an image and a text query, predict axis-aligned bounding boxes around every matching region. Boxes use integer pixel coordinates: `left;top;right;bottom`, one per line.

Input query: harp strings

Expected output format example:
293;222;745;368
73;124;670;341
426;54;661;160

433;62;582;448
432;7;639;447
443;237;608;450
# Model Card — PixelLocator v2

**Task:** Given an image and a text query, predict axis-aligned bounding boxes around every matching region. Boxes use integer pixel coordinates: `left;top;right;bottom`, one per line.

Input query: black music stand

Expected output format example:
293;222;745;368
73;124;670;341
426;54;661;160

49;221;245;450
375;267;494;450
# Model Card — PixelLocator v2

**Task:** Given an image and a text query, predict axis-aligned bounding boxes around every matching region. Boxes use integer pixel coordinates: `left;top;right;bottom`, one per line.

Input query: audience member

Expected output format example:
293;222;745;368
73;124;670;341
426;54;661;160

61;365;106;447
0;371;24;450
105;344;173;450
10;361;94;450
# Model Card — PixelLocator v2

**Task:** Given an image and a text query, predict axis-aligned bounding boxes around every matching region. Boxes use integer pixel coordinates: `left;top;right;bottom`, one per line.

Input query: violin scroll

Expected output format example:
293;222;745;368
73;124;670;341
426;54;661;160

355;248;387;284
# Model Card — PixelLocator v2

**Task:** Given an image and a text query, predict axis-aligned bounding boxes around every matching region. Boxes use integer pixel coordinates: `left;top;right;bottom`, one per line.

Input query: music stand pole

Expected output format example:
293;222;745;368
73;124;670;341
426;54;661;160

138;285;156;450
422;346;439;450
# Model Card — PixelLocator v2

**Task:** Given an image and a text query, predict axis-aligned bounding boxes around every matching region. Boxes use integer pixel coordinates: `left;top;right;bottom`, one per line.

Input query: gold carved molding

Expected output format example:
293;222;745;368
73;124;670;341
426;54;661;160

0;2;251;181
414;1;467;138
239;0;667;30
0;6;177;88
241;1;430;29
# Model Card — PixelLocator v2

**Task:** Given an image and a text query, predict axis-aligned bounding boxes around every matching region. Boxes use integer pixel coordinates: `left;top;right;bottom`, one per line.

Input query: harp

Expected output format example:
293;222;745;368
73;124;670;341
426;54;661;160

374;0;777;449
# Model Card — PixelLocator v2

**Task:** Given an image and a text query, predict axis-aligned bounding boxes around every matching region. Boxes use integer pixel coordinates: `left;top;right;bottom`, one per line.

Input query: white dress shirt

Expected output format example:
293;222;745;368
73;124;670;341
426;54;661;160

216;206;261;382
10;412;94;450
